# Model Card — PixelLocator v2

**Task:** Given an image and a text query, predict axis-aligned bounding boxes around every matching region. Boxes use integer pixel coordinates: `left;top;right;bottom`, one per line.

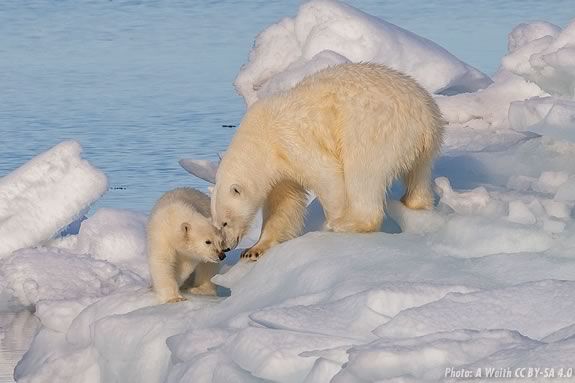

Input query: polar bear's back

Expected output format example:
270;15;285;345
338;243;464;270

295;63;441;127
249;63;443;137
251;63;443;162
296;62;430;98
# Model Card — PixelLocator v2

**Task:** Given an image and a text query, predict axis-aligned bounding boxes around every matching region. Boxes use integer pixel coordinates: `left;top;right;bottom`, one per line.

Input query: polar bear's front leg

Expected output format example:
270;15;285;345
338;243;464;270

241;180;307;261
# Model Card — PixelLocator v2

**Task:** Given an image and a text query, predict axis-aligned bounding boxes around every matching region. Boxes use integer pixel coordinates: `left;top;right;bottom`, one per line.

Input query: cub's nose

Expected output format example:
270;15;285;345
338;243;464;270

223;248;231;252
218;252;226;261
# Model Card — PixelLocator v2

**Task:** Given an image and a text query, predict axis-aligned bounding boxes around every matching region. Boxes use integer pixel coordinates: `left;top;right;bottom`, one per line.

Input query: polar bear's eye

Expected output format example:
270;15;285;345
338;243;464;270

205;240;212;245
222;222;228;227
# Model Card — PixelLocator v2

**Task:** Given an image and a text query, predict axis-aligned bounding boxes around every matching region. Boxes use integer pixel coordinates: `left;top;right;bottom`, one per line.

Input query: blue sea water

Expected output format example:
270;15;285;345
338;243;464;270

0;1;573;381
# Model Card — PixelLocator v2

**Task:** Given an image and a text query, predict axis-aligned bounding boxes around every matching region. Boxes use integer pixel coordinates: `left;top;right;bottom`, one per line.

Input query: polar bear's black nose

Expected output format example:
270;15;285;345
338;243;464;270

223;248;230;252
218;252;226;261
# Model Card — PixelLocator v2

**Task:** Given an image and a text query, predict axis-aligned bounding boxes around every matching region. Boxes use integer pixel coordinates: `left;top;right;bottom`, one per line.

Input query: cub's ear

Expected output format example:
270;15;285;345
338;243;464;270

181;222;191;236
230;184;242;197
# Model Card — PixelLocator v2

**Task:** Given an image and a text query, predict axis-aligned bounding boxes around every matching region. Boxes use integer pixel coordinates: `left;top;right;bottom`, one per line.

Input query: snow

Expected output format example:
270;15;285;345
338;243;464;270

11;228;575;382
503;19;575;142
507;21;562;53
64;208;149;278
434;177;493;215
2;1;575;383
510;97;575;142
374;280;575;340
333;329;538;382
555;176;575;201
438;17;575;151
436;69;545;134
533;170;570;193
507;200;537;224
234;0;492;106
503;20;575;98
0;140;107;258
0;248;144;307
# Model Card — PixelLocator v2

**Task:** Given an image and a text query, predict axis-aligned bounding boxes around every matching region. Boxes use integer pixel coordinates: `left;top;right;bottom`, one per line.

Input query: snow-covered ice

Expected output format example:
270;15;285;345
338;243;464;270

503;19;575;143
503;21;575;98
178;159;219;185
52;208;150;278
333;329;539;382
234;0;492;106
0;141;107;258
0;247;145;307
11;229;575;383
2;1;575;382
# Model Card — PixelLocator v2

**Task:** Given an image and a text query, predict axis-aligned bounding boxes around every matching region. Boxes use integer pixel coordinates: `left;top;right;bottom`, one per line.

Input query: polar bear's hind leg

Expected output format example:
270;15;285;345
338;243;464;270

401;152;435;210
336;156;388;233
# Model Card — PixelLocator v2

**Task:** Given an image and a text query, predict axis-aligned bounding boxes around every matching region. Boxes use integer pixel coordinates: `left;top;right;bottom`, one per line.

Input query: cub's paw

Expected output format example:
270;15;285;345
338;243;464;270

165;295;187;304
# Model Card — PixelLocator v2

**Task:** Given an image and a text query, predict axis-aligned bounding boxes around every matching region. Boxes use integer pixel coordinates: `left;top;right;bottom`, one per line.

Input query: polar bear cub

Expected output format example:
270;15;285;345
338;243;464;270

148;187;226;303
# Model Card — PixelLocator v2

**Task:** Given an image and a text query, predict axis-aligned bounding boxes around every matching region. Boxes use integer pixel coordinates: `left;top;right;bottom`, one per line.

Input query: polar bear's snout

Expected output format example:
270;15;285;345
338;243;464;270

218;252;226;261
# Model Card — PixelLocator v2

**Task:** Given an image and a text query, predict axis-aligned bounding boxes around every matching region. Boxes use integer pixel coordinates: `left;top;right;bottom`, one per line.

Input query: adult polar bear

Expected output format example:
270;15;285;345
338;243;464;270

212;63;444;260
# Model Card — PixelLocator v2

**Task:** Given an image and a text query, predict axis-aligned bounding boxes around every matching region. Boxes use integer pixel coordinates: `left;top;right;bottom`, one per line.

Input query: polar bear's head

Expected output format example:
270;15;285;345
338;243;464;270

211;182;258;250
178;218;226;263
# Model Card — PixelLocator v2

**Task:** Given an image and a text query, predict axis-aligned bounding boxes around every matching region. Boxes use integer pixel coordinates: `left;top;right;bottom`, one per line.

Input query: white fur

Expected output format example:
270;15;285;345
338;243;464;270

148;187;224;303
212;63;444;260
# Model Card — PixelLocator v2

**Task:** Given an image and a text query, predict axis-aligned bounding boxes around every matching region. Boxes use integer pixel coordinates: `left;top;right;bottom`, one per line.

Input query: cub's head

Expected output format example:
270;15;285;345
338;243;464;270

211;182;258;250
179;219;226;263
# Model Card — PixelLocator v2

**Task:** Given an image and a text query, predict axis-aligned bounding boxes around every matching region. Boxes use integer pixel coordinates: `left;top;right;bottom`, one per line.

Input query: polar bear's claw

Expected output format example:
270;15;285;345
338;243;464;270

240;248;262;261
166;296;187;304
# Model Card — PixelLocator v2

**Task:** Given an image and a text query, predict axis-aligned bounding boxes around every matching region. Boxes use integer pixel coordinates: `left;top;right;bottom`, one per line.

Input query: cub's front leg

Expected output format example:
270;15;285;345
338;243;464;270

149;249;186;303
241;180;307;261
187;262;218;296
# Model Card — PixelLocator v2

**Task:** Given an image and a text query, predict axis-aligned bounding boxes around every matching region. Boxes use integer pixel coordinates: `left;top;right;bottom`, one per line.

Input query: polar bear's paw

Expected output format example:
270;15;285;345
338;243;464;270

327;215;381;233
401;193;434;210
166;295;187;304
240;243;270;261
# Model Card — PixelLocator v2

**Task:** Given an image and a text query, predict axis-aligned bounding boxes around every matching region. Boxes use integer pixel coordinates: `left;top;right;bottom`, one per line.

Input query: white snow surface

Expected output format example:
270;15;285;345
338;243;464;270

0;141;107;258
234;0;492;106
2;2;575;383
438;17;575;149
178;159;219;184
505;19;575;142
50;208;151;278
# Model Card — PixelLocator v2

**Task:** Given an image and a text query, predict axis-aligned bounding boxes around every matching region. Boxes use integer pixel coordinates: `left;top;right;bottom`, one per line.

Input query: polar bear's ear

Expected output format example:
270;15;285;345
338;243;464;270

181;222;191;236
230;184;242;197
